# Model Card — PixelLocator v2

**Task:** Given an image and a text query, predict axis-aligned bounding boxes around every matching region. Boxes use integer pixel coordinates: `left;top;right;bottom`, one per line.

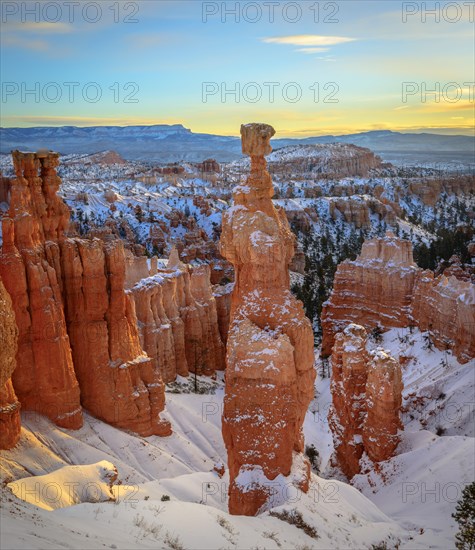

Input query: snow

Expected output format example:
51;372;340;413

2;326;471;548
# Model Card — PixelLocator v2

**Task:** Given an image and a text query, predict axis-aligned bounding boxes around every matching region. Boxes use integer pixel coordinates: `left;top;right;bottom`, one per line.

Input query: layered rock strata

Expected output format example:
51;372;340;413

322;233;475;364
0;151;83;429
0;278;21;449
328;324;403;478
321;233;418;356
220;123;315;516
0;150;170;437
130;248;225;383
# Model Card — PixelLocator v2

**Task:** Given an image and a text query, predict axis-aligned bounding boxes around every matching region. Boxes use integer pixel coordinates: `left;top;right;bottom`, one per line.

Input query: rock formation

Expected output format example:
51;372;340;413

212;283;233;344
0;150;171;437
267;143;382;179
129;247;225;382
328;324;369;479
60;237;171;436
321;233;418;356
0;152;83;429
411;272;475;364
322;233;475;364
220;123;315;516
328;324;403;478
0;278;21;449
363;349;403;464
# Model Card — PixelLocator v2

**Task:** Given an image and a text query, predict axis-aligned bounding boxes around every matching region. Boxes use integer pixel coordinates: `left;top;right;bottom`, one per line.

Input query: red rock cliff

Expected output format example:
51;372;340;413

322;233;418;356
0;152;82;429
0;278;21;449
220;123;315;516
328;324;403;478
328;324;369;479
1;150;170;437
322;233;475;363
129;248;225;383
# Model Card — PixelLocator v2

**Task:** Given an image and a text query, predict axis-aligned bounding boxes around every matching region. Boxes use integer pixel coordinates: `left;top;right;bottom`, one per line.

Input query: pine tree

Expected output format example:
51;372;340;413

453;482;475;550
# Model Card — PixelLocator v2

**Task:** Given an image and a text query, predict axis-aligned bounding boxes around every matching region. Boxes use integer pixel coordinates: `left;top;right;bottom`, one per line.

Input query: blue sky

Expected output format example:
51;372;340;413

1;0;474;136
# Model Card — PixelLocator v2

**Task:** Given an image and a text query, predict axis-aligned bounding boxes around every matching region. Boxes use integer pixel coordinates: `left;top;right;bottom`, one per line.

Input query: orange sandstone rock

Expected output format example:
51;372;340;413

1;153;83;430
220;123;315;516
0;278;21;449
1;150;170;437
321;233;419;356
328;324;403;477
363;349;403;463
322;233;475;363
328;324;369;479
59;237;171;436
129;247;225;382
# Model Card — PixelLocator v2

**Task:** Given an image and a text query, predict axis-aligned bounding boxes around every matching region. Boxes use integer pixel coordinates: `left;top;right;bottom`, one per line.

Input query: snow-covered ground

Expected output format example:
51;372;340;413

1;328;473;549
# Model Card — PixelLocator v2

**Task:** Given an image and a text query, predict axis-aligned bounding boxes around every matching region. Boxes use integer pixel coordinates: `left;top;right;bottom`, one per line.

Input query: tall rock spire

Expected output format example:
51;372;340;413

220;123;316;516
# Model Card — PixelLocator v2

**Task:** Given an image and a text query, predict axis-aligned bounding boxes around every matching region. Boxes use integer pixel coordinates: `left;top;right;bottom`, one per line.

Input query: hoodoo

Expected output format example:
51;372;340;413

328;324;403;478
321;232;475;364
220;123;315;516
0;278;21;449
0;150;170;437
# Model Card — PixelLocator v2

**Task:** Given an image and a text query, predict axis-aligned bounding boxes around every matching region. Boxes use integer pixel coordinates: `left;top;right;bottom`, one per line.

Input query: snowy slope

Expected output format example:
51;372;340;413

2;329;474;550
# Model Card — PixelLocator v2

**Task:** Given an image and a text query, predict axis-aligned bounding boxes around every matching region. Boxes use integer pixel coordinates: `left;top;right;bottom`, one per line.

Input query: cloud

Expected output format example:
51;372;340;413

262;35;356;47
295;47;330;54
127;33;165;49
1;35;50;51
2;22;72;34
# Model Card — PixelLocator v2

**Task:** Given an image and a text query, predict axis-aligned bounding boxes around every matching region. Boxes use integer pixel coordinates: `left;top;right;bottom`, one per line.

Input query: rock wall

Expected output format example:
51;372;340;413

321;233;418;356
328;324;403;478
220;123;315;516
322;233;475;364
363;349;403;464
328;324;368;479
60;237;171;436
0;151;83;429
0;278;21;449
411;272;475;364
0;150;170;437
129;247;226;383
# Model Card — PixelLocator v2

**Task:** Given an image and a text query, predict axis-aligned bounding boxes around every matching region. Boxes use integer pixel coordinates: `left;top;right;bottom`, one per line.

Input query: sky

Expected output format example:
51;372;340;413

1;0;474;137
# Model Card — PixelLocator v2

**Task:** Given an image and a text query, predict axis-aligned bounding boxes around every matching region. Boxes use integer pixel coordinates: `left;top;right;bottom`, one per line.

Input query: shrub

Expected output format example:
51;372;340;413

269;508;318;539
452;482;475;550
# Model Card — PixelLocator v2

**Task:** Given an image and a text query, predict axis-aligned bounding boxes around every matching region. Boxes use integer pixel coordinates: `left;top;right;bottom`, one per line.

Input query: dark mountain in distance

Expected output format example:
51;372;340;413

1;125;473;167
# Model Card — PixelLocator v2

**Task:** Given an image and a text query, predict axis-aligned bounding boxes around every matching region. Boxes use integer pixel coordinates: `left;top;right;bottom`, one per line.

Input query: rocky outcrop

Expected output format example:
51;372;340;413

129;248;225;382
321;233;418;356
1;150;171;437
0;278;21;449
267;143;382;179
407;175;475;206
197;159;220;173
328;196;397;229
411;272;475;364
363;349;403;464
213;283;233;344
220;123;315;516
0;151;83;429
322;233;475;364
329;197;370;229
60;237;171;436
328;324;369;479
328;324;403;478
